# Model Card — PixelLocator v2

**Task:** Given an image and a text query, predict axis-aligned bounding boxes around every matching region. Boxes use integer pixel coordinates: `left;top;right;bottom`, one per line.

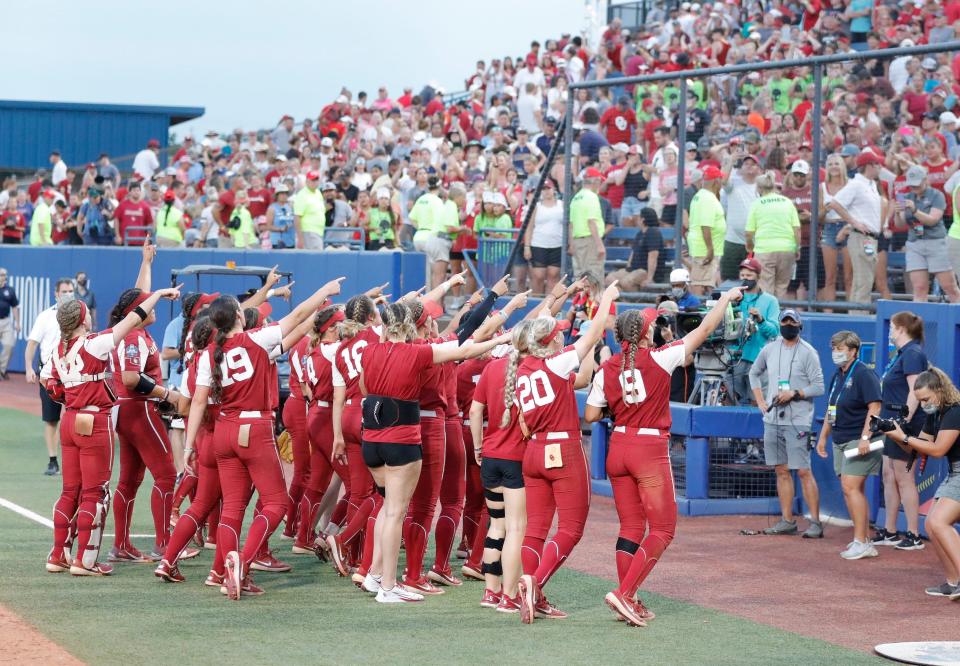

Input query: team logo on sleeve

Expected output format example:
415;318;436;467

125;344;139;359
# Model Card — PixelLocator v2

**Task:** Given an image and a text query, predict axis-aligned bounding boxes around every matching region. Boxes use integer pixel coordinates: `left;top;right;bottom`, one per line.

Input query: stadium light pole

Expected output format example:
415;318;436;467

808;63;824;310
562;88;576;280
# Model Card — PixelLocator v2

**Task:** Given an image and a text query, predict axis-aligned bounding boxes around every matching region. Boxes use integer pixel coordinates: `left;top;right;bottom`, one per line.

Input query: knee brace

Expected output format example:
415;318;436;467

615;537;640;555
375;485;386;497
484;489;504;502
481;560;503;576
487;505;505;519
484;536;505;551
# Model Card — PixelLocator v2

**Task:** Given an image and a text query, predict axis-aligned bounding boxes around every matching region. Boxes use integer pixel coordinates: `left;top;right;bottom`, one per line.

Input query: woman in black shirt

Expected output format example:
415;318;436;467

884;367;960;599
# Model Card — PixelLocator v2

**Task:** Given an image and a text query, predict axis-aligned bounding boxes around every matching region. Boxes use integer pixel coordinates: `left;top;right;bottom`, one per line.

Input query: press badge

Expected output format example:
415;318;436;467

827;405;837;426
778;379;790;392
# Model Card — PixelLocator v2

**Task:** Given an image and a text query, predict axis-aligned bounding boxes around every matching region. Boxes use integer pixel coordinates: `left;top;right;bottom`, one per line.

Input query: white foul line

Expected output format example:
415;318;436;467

0;496;154;538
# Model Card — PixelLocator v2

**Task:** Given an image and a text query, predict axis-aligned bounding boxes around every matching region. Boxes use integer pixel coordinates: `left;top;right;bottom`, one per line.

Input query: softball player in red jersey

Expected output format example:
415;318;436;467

44;290;181;576
455;355;490;567
584;289;741;626
327;295;382;578
185;279;343;600
299;307;347;551
156;317;227;585
108;288;183;562
359;302;508;603
280;335;312;540
513;282;619;624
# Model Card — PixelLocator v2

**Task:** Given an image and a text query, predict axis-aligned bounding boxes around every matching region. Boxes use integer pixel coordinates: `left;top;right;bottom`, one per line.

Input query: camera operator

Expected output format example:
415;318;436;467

653;300;696;402
730;257;781;405
815;331;882;561
881;368;960;599
665;268;702;311
874;311;928;551
748;310;825;537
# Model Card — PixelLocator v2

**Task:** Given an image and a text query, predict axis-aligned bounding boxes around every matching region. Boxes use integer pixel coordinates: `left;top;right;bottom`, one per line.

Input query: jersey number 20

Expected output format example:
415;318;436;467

517;370;556;412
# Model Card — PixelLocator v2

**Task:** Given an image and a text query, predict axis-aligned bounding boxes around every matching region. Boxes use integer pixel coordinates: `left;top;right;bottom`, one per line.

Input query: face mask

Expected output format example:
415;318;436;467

77;279;87;287
922;403;939;415
780;324;800;340
741;279;758;291
831;350;849;366
57;293;74;305
670;287;685;300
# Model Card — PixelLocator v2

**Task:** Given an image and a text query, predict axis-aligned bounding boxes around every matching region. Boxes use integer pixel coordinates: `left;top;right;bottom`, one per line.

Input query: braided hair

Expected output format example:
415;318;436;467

501;320;535;427
407;300;425;334
207;296;241;403
190;314;215;352
310;305;344;351
524;318;559;360
339;294;376;340
380;302;416;342
109;288;143;327
177;293;204;373
56;299;86;349
614;309;647;404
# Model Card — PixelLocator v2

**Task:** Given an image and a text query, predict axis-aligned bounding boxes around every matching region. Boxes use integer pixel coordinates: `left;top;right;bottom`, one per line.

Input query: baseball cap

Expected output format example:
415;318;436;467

779;309;801;323
941;112;958;125
163;189;176;202
253;302;273;327
790;159;811;175
274;184;289;195
739;257;762;274
855;151;883;168
582;167;604;180
702;165;725;181
147;138;160;148
41;188;56;198
375;187;391;200
305;170;321;181
670;268;691;284
905;165;928;186
320;182;337;192
923;110;940;121
922;57;938;71
685;141;697;152
191;292;221;317
840;144;860;157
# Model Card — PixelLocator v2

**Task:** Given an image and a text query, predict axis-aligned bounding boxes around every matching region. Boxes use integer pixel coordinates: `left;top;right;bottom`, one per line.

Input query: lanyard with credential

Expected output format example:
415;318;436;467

828;359;860;421
880;348;901;390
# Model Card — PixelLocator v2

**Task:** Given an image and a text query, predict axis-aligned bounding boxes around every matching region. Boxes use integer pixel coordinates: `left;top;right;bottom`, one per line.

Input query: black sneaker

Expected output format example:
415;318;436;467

925;582;958;597
870;528;900;546
45;459;59;476
895;531;925;551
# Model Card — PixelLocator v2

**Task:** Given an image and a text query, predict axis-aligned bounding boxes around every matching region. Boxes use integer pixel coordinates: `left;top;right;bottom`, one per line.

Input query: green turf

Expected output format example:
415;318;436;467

0;407;881;665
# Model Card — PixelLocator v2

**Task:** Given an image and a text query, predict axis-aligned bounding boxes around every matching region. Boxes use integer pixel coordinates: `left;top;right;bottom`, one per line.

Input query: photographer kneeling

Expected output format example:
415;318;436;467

816;331;882;560
880;368;960;599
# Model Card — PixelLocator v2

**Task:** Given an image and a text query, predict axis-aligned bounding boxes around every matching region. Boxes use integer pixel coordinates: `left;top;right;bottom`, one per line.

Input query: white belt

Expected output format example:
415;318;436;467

613;426;665;437
316;400;331;408
421;410;438;418
238;410;267;418
464;419;488;427
74;405;101;412
530;431;575;441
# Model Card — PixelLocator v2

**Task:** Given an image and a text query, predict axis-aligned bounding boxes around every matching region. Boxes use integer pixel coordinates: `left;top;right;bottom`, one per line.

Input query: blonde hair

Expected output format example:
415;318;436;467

501;320;535;427
380;302;416;342
56;300;85;348
756;171;777;194
915;367;960;407
825;154;848;188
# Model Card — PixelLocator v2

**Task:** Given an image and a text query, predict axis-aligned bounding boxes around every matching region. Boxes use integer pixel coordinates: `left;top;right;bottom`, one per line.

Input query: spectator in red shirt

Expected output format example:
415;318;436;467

1;198;26;244
246;174;272;220
112;182;153;246
599;95;638;146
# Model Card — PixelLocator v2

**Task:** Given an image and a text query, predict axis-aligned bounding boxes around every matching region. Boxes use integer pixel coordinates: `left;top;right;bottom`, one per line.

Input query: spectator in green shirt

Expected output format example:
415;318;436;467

411;175;453;288
293;171;326;250
569;168;606;283
766;71;795;115
368;187;397;250
29;190;55;246
686;166;726;296
745;172;801;299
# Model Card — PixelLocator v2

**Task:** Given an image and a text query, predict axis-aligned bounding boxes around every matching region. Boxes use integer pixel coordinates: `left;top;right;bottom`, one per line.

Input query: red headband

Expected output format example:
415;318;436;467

538;319;571;344
122;291;151;317
191;292;220;318
318;310;345;334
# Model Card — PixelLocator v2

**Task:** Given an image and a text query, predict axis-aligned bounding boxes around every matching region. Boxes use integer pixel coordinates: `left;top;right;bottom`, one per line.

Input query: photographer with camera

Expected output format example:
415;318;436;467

873;311;928;551
748;310;825;537
881;368;960;599
731;257;781;406
652;301;697;403
816;331;883;560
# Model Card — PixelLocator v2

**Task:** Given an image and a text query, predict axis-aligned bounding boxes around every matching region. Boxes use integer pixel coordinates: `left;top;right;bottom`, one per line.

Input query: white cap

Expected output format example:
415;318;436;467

274;184;289;194
502;85;516;98
336;94;348;104
612;142;629;153
670;268;691;284
681;1;690;8
900;38;915;47
320;137;334;147
790;159;811;175
481;191;495;204
376;187;391;200
691;2;700;9
941;111;958;125
493;192;508;207
339;115;354;124
413;130;427;143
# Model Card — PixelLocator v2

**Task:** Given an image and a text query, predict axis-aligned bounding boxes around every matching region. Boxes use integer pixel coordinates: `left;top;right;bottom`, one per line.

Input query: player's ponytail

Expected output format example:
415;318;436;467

207;296;240;403
190;314;214;352
501;320;533;428
311;305;343;350
109;288;143;327
525;317;555;360
56;300;85;349
339;294;375;340
381;302;415;342
621;310;645;403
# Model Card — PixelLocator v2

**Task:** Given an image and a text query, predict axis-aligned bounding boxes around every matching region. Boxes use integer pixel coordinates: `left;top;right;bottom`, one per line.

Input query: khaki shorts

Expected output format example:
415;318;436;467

833;439;883;477
905;238;952;274
303;231;324;251
605;268;647;291
571;236;604;281
689;256;719;287
414;235;452;264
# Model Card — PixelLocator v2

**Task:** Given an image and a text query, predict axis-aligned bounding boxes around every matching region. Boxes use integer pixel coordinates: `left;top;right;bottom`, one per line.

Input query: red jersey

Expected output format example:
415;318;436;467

456;356;490;415
417;338;456;413
304;341;337;404
603;164;625;209
333;326;380;403
111;329;162;400
196;323;282;416
113;199;153;245
924;160;953;217
287;337;309;400
599;107;637;145
442;361;458;418
515;346;581;435
1;211;26;242
361;340;436;444
43;330;117;410
246;188;271;218
587;340;685;431
473;355;524;461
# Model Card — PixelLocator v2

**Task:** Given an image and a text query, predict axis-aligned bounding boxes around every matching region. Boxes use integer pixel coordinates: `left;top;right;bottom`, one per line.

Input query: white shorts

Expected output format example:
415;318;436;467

415;235;452;264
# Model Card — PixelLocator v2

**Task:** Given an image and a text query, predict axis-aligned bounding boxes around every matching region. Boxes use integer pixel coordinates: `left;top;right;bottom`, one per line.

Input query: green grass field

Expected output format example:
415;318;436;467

0;407;880;665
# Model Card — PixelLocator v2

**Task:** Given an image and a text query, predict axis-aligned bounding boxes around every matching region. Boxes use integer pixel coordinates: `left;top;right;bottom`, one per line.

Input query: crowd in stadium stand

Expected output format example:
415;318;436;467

6;0;960;305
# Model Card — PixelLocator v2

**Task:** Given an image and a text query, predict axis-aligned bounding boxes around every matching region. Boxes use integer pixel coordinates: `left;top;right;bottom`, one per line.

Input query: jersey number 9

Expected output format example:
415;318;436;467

517;370;556;412
619;369;648;405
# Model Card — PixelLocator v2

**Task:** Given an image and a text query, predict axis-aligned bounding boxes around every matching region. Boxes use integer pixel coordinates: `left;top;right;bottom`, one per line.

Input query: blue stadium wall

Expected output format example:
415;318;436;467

0;100;204;172
0;246;426;374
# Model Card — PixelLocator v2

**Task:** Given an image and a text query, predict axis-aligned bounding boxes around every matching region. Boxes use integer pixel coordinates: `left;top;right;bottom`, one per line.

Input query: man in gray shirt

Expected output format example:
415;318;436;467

720;149;759;280
899;165;960;303
749;309;825;537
